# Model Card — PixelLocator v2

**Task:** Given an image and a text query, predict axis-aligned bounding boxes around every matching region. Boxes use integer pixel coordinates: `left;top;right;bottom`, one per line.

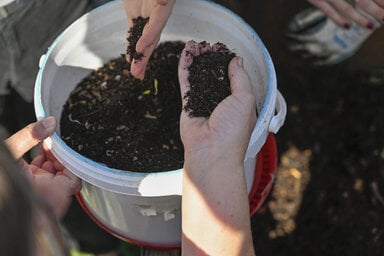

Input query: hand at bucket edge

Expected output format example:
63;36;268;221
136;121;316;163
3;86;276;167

179;41;257;168
124;0;175;79
307;0;384;29
4;117;81;218
178;41;256;256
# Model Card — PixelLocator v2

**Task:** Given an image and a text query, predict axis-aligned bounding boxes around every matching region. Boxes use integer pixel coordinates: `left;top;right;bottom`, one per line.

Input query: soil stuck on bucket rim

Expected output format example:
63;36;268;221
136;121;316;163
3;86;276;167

60;41;238;173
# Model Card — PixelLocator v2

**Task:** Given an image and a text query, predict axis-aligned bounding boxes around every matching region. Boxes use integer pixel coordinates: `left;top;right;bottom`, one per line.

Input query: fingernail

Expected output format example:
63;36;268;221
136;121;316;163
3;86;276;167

237;57;244;68
367;22;375;30
42;116;56;130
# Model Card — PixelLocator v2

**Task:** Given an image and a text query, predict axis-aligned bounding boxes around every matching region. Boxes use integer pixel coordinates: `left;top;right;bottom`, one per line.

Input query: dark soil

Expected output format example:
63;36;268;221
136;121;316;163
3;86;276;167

60;41;185;172
126;17;149;61
184;41;235;117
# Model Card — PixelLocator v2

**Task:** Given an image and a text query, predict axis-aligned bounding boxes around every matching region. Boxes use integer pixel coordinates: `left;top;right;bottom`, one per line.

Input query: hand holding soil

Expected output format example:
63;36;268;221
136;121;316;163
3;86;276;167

180;41;257;256
124;0;175;79
179;40;257;166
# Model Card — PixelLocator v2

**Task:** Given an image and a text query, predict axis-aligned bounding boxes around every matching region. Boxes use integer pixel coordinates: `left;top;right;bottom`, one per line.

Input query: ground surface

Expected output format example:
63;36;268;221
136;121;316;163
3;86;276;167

251;65;384;256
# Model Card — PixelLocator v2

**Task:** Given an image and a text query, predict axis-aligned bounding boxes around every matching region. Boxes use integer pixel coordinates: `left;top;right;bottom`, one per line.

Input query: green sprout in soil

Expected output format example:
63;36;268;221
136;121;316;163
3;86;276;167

153;78;159;95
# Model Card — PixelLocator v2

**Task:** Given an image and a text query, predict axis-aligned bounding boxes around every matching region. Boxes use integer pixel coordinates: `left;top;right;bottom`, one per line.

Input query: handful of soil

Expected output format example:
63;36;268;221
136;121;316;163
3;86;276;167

183;41;236;118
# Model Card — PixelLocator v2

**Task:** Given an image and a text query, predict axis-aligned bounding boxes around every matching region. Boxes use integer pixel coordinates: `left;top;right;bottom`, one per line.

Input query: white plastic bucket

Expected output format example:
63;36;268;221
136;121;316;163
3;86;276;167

34;0;286;248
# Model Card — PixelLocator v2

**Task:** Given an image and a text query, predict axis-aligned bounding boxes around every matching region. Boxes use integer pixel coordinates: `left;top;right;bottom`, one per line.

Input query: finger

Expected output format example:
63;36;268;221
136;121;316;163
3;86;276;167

136;6;171;52
42;143;65;171
30;152;46;168
341;6;376;29
41;161;55;174
136;0;175;53
326;0;376;28
178;41;196;102
29;160;56;174
356;0;384;25
308;0;352;28
130;3;173;78
18;159;32;177
4;116;56;159
62;168;82;194
130;53;151;79
124;0;141;19
228;57;253;96
130;32;161;79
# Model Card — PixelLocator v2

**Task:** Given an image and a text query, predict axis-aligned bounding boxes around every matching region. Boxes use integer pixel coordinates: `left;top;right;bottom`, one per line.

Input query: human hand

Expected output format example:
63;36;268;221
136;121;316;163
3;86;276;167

178;41;256;256
178;41;256;170
307;0;384;29
285;7;379;65
4;116;81;218
124;0;175;79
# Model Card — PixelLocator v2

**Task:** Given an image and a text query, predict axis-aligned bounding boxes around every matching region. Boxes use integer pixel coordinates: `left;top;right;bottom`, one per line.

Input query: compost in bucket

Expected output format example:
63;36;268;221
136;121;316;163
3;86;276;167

60;40;243;173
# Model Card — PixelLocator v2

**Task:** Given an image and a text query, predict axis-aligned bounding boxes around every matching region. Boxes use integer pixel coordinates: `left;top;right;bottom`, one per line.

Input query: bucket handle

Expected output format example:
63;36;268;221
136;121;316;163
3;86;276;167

268;90;287;134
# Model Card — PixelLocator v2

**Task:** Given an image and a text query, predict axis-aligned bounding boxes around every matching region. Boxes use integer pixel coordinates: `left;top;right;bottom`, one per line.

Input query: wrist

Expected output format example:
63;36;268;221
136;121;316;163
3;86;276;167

183;149;246;186
184;146;244;171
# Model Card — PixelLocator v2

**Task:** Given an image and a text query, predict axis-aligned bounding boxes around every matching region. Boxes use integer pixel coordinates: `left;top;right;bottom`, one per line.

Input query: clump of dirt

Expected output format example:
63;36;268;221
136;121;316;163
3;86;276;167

60;41;185;172
183;41;236;117
126;17;149;61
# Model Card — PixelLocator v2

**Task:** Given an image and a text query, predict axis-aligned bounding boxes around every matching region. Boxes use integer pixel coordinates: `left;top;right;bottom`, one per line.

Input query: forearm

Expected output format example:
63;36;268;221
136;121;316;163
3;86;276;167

181;156;255;256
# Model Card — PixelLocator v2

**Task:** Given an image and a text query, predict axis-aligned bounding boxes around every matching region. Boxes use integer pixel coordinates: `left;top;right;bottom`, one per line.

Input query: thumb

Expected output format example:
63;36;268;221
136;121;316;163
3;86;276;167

228;56;253;96
4;116;57;159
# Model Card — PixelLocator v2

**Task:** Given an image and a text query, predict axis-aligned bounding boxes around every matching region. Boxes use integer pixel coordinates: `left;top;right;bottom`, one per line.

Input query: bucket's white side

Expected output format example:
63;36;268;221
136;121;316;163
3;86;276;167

79;182;182;246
